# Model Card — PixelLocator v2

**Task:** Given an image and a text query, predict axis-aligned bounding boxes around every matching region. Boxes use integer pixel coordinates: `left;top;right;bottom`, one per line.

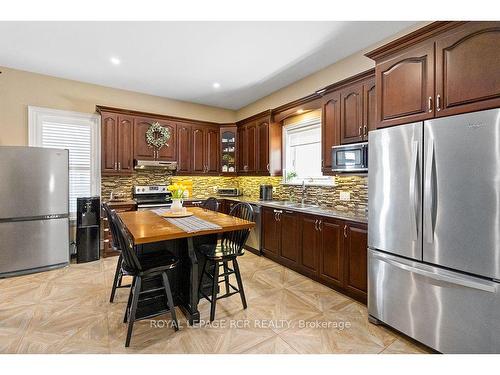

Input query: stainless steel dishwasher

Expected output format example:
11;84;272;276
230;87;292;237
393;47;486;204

245;204;261;254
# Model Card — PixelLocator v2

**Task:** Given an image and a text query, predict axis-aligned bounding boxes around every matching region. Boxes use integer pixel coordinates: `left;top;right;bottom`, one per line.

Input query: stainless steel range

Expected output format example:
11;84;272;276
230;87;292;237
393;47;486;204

133;185;172;211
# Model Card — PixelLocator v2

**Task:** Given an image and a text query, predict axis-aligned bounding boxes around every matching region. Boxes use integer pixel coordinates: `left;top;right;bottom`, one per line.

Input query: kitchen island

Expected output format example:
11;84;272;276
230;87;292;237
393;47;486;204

118;207;255;323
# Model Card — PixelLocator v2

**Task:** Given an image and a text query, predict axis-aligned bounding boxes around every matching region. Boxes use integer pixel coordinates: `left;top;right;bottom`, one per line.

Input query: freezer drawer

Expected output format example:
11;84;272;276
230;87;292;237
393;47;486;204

368;249;500;353
0;218;69;277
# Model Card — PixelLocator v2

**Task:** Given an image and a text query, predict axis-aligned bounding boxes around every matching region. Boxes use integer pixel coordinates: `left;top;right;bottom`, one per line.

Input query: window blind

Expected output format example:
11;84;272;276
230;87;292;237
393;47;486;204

40;121;92;215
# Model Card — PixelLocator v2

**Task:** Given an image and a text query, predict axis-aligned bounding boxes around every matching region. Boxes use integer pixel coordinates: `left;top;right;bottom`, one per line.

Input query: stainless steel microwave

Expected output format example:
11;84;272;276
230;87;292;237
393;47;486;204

332;142;368;173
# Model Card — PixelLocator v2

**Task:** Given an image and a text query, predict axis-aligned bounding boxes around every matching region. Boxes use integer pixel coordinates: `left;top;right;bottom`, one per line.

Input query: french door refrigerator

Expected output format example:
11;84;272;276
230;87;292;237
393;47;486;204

368;108;500;353
0;146;69;277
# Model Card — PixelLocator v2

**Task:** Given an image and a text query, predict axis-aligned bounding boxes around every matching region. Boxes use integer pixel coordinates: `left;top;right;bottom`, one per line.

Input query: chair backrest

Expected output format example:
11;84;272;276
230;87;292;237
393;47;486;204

202;197;219;212
221;202;254;255
102;203;120;251
111;210;143;273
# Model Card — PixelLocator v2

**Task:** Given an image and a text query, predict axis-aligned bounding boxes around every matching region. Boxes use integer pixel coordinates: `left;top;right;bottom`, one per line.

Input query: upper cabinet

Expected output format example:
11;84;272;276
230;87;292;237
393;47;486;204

101;112;134;175
375;41;435;127
367;21;500;128
176;123;192;174
340;82;364;144
435;22;500;117
321;91;341;173
237;111;281;176
134;117;176;161
220;125;237;175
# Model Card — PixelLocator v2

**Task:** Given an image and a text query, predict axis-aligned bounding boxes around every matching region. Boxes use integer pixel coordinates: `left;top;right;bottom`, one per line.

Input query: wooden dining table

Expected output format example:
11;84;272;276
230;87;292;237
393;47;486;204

118;207;255;324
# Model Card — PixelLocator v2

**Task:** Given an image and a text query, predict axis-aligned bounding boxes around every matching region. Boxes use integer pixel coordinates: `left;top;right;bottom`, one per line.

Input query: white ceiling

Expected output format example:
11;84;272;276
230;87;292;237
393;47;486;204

0;21;416;110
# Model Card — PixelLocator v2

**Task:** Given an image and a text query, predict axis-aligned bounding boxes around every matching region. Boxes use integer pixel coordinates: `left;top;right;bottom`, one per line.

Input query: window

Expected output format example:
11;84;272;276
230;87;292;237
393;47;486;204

283;111;332;185
29;106;100;217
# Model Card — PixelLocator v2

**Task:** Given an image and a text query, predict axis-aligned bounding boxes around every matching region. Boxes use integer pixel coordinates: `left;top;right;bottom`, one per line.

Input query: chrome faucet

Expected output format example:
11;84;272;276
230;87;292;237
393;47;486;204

301;180;306;205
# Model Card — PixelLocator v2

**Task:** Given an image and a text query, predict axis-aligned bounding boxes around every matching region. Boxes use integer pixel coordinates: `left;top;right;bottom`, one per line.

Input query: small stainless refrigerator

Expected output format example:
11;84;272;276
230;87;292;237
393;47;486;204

0;146;69;277
368;108;500;353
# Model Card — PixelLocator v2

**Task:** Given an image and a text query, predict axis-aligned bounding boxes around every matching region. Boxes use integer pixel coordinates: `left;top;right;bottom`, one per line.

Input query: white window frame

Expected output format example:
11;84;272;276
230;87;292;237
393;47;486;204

28;106;101;217
282;115;334;187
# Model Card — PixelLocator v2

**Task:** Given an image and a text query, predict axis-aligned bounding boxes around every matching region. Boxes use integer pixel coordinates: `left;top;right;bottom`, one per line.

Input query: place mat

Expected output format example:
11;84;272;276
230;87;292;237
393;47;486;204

151;208;194;218
164;215;222;233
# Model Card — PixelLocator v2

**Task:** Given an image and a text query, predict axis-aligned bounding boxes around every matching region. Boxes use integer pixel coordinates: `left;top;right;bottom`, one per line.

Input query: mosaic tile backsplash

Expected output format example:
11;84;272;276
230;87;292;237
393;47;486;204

102;173;367;213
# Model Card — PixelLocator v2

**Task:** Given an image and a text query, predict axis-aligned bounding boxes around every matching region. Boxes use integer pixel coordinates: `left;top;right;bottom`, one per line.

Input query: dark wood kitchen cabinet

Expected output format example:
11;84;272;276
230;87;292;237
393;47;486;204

101;112;134;175
205;126;220;174
318;217;344;288
435;22;500;117
363;77;377;135
262;207;368;303
191;125;205;173
340;83;364;144
374;41;435;128
261;207;280;256
261;207;299;267
367;21;500;128
237;111;281;176
176;123;192;173
191;125;220;175
299;215;321;276
134;117;176;161
343;222;368;300
321;90;341;173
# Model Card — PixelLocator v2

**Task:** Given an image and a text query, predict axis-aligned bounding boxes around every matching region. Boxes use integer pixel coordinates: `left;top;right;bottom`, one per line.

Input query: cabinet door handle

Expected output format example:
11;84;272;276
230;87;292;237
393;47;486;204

343;224;348;238
436;94;441;112
314;219;318;231
319;220;322;231
274;212;278;221
428;96;433;113
118;162;121;170
363;125;367;136
358;126;362;135
114;162;117;170
267;163;270;171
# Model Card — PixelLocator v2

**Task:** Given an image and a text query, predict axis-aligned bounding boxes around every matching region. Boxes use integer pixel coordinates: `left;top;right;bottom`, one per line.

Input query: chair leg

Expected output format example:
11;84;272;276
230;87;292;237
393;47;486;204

197;258;207;298
125;276;141;347
161;272;179;331
210;260;219;322
110;253;123;303
233;258;247;309
223;261;230;295
123;276;136;323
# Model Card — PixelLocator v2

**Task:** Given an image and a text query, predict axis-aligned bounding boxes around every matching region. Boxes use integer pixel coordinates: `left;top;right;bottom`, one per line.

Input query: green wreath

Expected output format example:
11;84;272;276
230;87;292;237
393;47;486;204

146;122;171;149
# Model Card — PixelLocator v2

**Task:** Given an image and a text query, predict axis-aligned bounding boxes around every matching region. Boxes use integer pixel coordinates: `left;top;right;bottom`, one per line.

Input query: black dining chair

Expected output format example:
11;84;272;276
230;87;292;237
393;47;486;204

102;203;131;303
196;202;253;321
202;197;219;212
111;210;180;347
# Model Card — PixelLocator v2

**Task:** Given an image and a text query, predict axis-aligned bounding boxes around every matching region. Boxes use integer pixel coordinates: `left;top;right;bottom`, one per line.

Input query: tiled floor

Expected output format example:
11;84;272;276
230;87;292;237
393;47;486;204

0;252;431;354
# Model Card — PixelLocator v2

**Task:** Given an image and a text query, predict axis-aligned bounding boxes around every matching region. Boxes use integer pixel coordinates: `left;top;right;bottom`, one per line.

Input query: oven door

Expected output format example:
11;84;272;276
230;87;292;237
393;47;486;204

332;143;368;172
136;203;172;211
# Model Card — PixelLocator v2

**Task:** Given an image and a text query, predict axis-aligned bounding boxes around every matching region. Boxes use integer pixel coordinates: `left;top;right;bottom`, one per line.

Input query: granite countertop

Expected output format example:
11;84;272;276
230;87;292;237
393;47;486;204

104;199;137;207
185;195;368;224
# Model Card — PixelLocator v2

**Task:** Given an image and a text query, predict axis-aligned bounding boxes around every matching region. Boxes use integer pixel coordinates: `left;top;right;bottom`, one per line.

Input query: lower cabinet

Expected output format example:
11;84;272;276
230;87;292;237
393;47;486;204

262;207;368;303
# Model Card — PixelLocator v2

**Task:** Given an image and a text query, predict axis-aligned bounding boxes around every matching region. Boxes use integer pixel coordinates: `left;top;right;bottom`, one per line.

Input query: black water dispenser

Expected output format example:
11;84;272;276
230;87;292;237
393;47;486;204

76;196;100;263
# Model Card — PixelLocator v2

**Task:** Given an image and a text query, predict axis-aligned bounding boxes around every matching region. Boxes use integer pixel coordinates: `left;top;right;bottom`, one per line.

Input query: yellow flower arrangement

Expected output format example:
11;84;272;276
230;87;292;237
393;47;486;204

167;183;187;199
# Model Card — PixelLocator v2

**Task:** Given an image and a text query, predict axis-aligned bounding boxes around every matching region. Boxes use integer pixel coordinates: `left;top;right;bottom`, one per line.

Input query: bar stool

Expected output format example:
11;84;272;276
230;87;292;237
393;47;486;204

102;203;131;303
196;202;253;321
111;211;180;347
202;197;219;212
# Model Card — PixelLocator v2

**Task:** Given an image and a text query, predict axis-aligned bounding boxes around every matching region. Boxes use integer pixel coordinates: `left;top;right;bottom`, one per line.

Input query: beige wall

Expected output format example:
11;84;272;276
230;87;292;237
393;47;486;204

236;22;431;120
0;66;236;146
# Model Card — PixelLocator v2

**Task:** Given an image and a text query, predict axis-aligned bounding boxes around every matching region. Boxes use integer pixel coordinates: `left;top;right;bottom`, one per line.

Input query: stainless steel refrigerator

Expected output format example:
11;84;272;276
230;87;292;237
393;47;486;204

0;146;69;277
368;108;500;354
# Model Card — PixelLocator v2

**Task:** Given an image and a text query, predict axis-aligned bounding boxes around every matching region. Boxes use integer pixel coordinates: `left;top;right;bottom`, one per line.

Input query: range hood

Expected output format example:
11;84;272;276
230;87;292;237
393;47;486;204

134;160;178;171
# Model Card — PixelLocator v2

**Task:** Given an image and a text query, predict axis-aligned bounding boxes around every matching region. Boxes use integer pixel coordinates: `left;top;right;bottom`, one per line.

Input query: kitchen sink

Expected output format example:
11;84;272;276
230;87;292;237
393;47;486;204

267;201;319;209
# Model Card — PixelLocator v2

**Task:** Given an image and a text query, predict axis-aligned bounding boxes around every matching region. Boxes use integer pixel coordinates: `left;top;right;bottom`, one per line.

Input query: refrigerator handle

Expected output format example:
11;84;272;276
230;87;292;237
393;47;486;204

371;251;497;293
409;141;419;241
424;141;434;244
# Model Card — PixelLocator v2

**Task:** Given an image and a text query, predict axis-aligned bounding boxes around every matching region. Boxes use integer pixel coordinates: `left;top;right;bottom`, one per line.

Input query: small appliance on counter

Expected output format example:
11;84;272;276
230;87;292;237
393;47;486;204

217;188;243;197
259;185;273;201
133;185;172;211
76;196;100;263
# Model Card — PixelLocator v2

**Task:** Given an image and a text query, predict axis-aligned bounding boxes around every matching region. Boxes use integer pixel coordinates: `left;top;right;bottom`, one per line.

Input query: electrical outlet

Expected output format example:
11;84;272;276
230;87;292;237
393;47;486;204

339;191;350;201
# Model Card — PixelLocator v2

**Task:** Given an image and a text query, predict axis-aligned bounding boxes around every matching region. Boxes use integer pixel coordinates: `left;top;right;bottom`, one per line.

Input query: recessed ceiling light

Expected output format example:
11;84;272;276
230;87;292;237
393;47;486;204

110;57;121;65
212;82;221;89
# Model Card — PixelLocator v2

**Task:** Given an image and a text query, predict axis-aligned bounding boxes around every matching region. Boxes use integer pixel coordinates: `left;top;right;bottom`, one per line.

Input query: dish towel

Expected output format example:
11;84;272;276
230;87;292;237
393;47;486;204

165;215;222;233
